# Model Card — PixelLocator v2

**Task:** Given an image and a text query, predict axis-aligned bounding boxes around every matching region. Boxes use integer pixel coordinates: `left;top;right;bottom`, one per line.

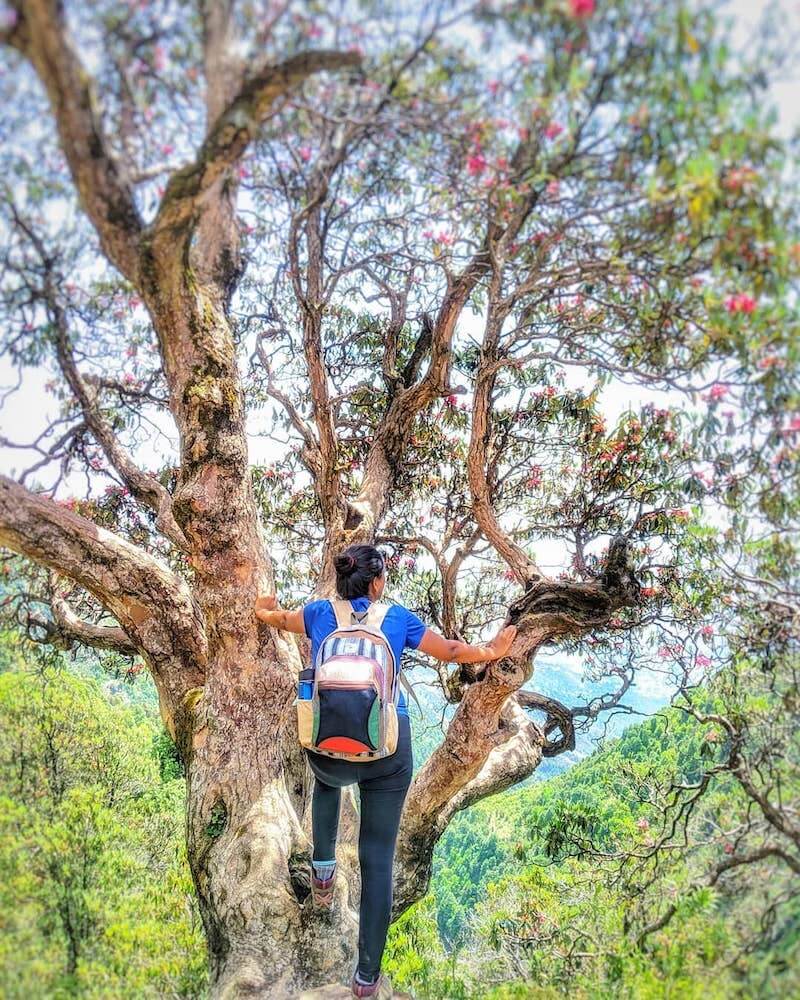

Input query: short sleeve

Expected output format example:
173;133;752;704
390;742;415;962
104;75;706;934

404;607;427;650
303;599;326;639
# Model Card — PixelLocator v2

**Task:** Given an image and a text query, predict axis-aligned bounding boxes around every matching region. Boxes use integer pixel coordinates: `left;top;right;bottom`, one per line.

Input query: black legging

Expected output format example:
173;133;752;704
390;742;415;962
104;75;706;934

305;713;413;980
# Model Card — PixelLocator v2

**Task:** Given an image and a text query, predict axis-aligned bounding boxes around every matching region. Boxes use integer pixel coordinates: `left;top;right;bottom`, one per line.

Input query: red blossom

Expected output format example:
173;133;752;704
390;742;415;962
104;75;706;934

704;383;728;402
568;0;595;16
724;292;757;314
544;121;564;139
466;152;487;176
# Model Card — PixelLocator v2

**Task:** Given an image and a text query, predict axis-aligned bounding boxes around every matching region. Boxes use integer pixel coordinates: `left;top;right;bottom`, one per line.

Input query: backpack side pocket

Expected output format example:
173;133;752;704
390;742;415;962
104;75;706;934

297;698;314;747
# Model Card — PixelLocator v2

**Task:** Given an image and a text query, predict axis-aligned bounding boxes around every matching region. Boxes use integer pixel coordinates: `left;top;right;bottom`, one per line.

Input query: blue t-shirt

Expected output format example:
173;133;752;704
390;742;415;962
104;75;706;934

303;597;426;717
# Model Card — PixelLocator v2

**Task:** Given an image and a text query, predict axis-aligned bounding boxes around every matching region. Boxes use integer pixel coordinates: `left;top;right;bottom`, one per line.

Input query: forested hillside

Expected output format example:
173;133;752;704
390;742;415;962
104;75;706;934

2;629;796;999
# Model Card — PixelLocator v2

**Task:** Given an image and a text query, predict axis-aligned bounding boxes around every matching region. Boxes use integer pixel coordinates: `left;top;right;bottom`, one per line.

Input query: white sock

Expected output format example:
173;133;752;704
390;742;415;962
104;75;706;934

312;858;336;880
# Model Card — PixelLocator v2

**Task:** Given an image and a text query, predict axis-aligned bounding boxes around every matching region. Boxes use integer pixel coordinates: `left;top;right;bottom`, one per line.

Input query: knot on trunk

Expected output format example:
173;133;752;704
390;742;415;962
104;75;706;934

601;532;642;604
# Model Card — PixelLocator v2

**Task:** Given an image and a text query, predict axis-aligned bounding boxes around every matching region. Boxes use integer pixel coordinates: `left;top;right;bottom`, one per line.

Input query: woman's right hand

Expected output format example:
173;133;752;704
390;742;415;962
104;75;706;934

485;624;517;660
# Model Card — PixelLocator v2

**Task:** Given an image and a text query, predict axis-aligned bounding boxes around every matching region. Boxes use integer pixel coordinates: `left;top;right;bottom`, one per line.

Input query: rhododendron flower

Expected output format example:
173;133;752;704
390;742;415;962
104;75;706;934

724;292;757;314
526;466;543;488
487;79;501;95
723;842;735;855
298;145;312;162
467;152;487;176
161;143;174;156
701;625;715;639
782;415;800;434
544;121;564;139
706;383;728;401
569;0;596;16
695;654;712;668
640;587;658;598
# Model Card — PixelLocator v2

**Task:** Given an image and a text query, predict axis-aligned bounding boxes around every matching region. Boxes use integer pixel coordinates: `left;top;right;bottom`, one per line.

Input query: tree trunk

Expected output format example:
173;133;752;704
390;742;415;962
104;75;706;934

180;638;374;998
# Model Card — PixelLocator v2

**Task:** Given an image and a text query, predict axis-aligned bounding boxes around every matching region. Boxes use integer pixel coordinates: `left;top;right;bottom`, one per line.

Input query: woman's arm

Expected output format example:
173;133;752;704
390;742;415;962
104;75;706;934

254;594;306;634
417;623;517;664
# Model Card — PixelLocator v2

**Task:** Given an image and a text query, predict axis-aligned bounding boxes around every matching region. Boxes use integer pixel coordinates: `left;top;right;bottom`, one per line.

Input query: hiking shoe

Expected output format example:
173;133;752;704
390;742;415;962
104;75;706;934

310;870;335;910
350;971;393;998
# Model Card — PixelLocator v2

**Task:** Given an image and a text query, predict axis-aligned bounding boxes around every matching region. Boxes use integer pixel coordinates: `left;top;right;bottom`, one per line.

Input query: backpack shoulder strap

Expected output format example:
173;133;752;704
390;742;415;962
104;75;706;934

330;598;353;629
363;601;391;630
398;671;423;715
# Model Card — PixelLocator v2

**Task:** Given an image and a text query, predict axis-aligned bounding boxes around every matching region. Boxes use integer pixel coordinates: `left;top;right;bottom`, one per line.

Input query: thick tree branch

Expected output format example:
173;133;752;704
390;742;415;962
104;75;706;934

44;570;138;654
5;0;143;283
156;49;362;233
515;690;576;757
0;474;207;724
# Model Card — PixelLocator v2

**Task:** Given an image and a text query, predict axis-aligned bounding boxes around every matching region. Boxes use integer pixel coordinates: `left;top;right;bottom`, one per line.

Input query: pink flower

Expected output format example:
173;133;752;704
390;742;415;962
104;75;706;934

487;79;501;95
569;0;596;16
723;842;735;855
701;625;715;639
705;383;728;401
526;466;543;488
695;654;712;668
636;817;649;831
467;152;487;176
782;415;800;434
724;292;757;314
161;143;174;156
640;587;658;598
544;121;564;140
546;179;560;198
305;22;323;38
298;145;313;163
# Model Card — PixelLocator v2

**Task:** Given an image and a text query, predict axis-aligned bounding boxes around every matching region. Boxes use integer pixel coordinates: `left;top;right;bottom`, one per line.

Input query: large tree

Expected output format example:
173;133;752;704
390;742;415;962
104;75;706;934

0;0;797;995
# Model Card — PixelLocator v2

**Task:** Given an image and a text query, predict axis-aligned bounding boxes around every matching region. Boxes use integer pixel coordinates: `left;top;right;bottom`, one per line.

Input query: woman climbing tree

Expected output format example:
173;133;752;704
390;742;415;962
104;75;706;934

255;544;516;998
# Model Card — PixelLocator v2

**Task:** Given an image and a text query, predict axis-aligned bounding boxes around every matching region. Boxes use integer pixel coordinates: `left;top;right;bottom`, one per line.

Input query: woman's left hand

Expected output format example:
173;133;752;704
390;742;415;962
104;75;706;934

255;594;278;621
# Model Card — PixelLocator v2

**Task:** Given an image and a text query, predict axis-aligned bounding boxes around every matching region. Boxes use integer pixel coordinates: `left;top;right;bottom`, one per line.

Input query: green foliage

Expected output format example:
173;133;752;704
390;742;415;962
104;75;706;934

0;659;206;998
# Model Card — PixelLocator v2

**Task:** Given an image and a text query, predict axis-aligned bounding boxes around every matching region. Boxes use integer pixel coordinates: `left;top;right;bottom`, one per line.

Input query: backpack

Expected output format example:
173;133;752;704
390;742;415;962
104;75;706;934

295;598;421;763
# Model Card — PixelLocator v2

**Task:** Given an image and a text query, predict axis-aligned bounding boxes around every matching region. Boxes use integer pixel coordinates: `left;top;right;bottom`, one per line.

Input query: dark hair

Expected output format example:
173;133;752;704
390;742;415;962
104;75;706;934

333;544;385;599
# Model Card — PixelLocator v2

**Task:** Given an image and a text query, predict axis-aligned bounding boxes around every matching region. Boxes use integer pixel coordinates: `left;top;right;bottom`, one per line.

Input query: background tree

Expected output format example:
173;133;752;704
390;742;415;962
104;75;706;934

0;0;797;995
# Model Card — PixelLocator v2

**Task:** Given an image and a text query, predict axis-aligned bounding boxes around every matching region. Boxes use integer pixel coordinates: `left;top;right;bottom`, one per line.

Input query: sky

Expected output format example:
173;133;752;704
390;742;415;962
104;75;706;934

1;0;798;554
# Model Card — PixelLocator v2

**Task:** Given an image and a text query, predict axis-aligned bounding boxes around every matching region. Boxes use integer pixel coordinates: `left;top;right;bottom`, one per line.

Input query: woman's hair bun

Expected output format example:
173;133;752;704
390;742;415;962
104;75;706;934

334;552;357;575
